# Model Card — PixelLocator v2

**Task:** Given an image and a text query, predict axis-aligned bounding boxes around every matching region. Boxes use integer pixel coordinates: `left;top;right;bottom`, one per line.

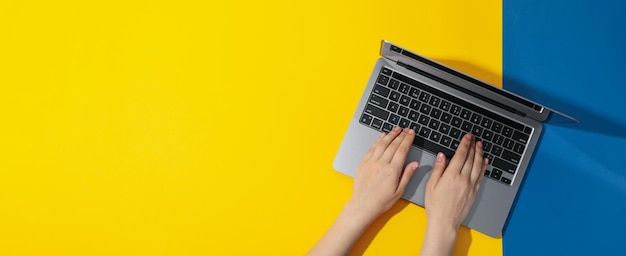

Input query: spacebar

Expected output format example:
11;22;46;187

413;136;455;159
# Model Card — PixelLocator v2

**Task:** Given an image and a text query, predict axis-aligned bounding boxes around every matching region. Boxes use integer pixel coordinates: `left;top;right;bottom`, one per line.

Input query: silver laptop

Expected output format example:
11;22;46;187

333;40;577;238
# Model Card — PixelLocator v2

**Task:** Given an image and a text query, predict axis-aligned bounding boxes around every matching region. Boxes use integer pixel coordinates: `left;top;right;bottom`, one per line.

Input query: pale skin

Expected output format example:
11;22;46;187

308;126;487;256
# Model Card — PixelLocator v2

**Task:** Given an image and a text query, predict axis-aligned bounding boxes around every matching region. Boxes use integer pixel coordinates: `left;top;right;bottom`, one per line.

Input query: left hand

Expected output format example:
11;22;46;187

348;126;420;222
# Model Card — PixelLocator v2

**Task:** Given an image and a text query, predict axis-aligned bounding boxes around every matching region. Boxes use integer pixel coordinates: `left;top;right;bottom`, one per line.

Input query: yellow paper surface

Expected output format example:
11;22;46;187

0;1;502;255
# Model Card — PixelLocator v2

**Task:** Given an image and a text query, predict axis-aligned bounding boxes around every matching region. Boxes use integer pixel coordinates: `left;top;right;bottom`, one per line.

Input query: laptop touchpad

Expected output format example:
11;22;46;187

402;148;436;206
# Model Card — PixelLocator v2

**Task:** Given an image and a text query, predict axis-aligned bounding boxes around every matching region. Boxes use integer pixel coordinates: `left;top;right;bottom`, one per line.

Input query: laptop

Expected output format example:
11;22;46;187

333;40;577;238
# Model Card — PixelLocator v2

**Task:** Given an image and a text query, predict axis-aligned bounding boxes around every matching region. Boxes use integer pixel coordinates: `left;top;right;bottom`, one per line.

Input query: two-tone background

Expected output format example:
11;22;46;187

1;0;624;255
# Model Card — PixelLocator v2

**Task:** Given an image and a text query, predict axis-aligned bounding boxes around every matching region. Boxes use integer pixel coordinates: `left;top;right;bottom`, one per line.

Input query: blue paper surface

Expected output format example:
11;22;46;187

503;0;626;255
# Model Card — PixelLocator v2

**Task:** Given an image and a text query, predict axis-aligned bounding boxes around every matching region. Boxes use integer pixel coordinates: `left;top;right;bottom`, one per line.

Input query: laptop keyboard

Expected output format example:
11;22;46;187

360;67;532;185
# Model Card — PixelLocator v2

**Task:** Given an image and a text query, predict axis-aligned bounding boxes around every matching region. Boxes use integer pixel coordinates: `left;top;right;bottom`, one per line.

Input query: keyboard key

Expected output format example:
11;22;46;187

439;123;451;135
502;126;513;137
390;91;400;102
472;126;483;137
512;130;530;144
365;104;389;121
429;96;441;107
483;130;494;141
373;85;390;97
400;95;411;106
501;177;511;185
399;83;410;94
484;169;491;176
413;135;454;159
372;118;383;130
501;149;521;164
419;126;431;137
504;138;515;150
389;114;400;125
430;108;442;119
389;79;400;90
429;119;441;130
441;135;452;147
430;130;442;142
461;121;472;132
369;94;388;108
409;87;420;98
441;112;452;123
493;134;504;145
382;122;393;132
492;145;503;156
440;100;451;111
449;128;462;139
513;142;524;154
409;122;420;131
377;74;390;85
481;118;493;128
419;104;432;115
409;99;421;110
387;102;399;113
451;139;460;150
418;115;430;126
399;118;410;128
493;158;517;174
398;106;409;117
492;122;503;133
419;91;430;102
451;117;462;128
381;67;392;76
450;104;461;116
524;126;532;134
360;113;373;125
460;109;471;119
490;168;503;180
483;141;492;152
408;110;419;121
470;113;482;124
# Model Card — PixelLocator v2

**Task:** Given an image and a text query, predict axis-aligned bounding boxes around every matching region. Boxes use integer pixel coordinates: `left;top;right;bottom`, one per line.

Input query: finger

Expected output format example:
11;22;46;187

380;128;408;163
426;152;447;191
390;128;416;167
362;132;385;162
470;141;484;183
475;158;488;191
460;138;476;177
397;161;419;194
446;134;473;177
371;126;402;159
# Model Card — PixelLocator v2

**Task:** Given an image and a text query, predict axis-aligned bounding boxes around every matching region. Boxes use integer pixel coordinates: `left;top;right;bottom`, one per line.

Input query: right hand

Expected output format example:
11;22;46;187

424;133;488;232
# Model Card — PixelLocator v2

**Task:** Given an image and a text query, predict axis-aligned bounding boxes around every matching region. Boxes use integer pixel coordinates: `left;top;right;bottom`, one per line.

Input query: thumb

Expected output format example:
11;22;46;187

398;161;419;193
427;153;447;189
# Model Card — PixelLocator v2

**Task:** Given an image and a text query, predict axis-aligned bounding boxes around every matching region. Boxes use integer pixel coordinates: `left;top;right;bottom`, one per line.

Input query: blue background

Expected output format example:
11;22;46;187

503;0;626;255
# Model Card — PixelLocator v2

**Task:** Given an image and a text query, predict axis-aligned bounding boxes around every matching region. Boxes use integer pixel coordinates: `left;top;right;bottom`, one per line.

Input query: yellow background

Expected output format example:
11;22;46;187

0;0;502;255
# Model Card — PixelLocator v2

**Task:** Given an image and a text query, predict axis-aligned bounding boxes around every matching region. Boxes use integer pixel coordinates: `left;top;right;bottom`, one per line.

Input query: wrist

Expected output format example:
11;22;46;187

341;201;379;228
421;221;458;256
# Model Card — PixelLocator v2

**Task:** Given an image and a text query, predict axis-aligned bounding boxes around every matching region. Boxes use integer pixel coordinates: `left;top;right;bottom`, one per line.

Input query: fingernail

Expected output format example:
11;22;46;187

477;141;483;148
437;153;444;162
394;126;401;131
412;162;419;170
408;128;415;135
380;132;385;138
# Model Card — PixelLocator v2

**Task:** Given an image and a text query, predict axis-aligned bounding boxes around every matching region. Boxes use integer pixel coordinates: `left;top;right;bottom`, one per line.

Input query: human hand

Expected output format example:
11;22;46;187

348;126;420;223
308;127;420;256
425;133;488;233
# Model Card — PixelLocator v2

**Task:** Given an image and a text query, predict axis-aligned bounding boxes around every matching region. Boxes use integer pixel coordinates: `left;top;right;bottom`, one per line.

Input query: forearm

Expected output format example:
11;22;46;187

420;222;458;256
308;202;376;256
